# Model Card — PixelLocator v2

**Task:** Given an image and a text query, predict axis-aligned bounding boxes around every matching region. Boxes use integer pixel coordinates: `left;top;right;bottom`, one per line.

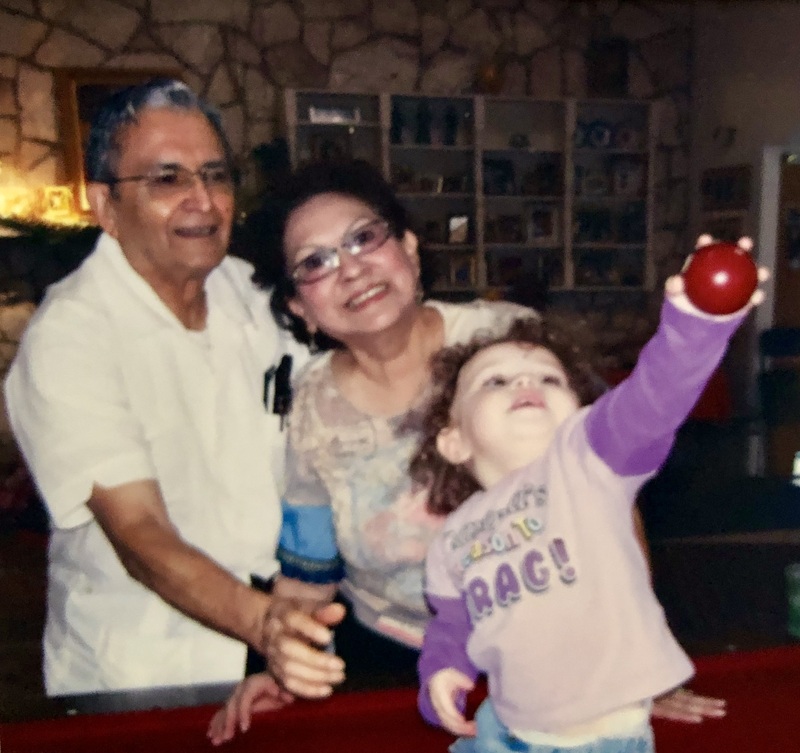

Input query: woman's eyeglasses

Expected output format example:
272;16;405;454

291;219;392;285
108;163;235;200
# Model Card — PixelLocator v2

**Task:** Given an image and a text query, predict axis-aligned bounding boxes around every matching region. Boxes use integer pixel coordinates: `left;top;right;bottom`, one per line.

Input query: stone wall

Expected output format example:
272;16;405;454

0;0;698;451
0;0;693;257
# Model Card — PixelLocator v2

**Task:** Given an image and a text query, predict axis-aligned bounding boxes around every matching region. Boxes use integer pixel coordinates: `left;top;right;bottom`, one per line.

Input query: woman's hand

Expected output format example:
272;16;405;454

207;673;294;746
260;595;347;698
428;668;477;737
651;686;727;723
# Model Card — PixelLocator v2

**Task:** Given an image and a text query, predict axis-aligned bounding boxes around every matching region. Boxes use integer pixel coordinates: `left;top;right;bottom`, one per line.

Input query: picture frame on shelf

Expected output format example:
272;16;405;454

417;173;444;194
38;185;75;222
447;214;470;244
449;253;476;288
526;204;560;244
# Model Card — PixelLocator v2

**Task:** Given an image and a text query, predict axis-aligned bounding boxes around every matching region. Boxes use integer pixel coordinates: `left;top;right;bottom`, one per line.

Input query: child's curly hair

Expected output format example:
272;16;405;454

409;317;604;516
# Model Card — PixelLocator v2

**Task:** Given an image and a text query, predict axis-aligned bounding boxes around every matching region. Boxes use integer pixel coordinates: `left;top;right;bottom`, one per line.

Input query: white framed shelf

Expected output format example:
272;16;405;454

283;89;656;299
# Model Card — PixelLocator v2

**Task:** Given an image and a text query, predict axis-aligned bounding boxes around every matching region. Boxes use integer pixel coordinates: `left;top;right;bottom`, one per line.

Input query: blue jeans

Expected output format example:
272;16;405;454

450;700;655;753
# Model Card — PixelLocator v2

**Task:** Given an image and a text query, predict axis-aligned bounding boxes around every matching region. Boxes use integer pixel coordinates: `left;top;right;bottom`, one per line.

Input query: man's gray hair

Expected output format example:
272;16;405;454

84;77;234;185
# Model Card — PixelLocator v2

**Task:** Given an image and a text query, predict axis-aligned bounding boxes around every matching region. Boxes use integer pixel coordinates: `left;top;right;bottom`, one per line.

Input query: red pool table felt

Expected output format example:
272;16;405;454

2;645;799;753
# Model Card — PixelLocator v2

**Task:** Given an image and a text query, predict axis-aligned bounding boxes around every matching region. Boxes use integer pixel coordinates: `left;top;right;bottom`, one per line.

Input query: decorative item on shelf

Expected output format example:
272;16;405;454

450;253;476;287
417;173;444;194
611;159;645;197
0;160;86;227
39;186;76;224
483;158;515;195
578;167;611;197
415;99;432;145
586;120;613;149
614;120;643;151
447;214;470;244
525;204;560;245
309;105;361;124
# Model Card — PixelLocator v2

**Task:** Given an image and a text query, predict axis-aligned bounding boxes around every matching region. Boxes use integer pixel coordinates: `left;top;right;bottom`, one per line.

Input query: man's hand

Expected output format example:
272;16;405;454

260;598;347;698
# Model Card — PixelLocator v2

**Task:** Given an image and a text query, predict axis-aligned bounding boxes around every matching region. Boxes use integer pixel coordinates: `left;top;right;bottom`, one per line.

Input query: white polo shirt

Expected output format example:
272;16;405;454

5;233;305;695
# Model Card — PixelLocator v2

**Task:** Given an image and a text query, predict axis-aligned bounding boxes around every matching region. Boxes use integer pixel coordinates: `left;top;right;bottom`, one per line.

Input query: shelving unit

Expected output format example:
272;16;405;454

283;89;657;299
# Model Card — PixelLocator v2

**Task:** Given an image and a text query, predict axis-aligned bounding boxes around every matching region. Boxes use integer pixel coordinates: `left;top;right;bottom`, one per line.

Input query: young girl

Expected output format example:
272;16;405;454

410;237;765;753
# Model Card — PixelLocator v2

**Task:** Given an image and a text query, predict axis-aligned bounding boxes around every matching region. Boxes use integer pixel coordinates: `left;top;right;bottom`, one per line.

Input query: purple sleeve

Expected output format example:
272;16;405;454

417;594;480;727
585;300;744;476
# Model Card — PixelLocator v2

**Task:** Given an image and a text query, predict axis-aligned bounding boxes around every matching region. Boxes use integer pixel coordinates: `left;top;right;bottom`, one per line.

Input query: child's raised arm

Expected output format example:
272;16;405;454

585;236;768;479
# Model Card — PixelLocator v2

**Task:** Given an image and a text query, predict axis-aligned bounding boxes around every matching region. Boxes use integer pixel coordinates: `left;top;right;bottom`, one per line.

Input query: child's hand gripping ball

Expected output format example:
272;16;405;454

683;238;758;315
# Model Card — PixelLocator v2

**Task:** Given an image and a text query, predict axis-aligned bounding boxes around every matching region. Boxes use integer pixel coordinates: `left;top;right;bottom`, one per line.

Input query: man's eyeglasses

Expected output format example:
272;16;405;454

291;219;393;285
107;163;235;200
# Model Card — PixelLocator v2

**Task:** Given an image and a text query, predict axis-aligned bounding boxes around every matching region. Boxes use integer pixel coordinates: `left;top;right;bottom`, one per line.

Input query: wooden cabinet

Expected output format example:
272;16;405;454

283;89;656;299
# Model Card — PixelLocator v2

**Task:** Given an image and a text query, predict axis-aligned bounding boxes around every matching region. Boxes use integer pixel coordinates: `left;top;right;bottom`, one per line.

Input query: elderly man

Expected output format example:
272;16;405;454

4;79;343;696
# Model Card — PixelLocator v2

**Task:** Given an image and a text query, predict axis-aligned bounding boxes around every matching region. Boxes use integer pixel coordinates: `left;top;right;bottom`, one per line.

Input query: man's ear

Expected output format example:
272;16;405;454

86;183;119;239
436;425;472;466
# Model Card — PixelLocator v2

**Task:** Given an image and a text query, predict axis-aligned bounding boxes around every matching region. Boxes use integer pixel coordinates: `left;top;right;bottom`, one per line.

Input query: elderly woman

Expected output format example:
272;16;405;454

208;161;724;744
258;160;531;674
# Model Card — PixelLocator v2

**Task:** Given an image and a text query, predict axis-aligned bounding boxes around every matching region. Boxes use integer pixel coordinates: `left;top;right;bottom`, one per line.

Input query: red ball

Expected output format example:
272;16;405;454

683;241;758;315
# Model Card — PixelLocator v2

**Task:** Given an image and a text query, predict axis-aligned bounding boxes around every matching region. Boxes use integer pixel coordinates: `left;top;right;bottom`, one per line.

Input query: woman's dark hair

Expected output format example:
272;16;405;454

250;159;429;350
409;316;603;516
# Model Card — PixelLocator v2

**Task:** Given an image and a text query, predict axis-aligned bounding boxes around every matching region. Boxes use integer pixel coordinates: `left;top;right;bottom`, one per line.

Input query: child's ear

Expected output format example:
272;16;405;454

436;426;472;465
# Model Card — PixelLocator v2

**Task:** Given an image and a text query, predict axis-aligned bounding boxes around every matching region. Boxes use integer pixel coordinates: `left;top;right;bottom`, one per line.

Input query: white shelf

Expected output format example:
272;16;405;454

284;89;655;297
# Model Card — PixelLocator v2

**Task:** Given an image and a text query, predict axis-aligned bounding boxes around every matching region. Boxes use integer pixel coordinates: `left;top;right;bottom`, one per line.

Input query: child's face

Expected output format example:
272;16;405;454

437;341;580;488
